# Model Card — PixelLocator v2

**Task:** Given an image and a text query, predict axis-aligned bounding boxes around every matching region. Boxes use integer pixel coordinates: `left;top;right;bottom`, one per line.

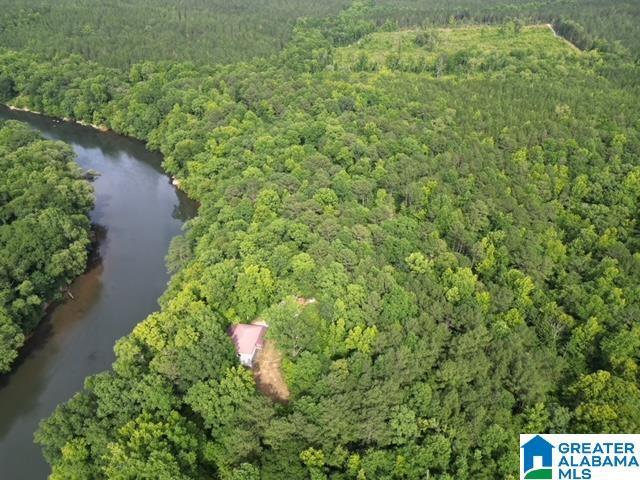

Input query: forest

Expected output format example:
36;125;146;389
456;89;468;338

0;0;638;68
0;0;639;478
0;120;93;372
0;0;350;68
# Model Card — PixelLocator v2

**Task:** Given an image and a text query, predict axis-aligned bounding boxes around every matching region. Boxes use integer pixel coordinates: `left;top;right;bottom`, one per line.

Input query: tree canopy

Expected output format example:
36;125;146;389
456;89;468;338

0;120;93;372
0;0;638;477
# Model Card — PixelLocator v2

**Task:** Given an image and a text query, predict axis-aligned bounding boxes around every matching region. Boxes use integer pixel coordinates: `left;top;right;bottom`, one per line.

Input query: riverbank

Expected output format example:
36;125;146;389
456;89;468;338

7;105;110;131
0;104;197;479
5;104;186;191
23;224;102;347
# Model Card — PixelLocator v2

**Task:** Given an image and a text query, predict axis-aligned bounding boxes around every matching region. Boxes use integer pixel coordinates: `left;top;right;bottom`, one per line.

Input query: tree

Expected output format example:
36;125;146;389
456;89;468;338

103;411;200;480
264;296;323;357
0;308;24;372
0;121;93;371
234;264;275;321
570;371;640;433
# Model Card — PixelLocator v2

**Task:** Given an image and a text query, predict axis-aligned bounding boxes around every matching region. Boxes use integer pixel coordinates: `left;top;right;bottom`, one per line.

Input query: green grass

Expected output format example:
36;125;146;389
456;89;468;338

335;25;580;76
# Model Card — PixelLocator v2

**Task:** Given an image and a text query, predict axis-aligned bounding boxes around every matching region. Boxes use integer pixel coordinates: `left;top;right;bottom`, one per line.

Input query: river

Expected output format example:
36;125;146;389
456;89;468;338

0;105;197;479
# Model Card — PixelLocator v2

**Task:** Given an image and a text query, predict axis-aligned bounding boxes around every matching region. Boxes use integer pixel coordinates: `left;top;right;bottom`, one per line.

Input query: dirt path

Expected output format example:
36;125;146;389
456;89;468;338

253;340;290;403
546;23;581;52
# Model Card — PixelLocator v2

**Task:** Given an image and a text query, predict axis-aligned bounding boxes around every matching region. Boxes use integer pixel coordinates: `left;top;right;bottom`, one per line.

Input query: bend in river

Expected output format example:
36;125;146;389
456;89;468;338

0;105;197;479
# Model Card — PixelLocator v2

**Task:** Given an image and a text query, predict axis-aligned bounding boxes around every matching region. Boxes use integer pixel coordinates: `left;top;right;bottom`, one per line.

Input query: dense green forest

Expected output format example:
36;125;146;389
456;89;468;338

0;121;93;372
0;0;639;478
367;0;640;57
0;0;637;69
0;0;350;68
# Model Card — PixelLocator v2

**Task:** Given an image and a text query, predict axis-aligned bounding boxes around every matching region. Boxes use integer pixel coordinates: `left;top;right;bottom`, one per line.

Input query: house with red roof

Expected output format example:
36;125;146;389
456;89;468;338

228;323;267;367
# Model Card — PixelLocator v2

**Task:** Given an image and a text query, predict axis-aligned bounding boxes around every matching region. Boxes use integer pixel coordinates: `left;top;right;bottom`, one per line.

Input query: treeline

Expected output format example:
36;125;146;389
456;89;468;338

552;19;597;52
0;121;93;372
367;0;638;57
0;1;638;478
0;0;350;68
1;0;637;71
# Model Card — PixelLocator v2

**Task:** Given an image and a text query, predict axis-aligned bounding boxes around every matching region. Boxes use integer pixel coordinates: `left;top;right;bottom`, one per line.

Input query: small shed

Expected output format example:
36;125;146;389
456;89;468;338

228;323;267;367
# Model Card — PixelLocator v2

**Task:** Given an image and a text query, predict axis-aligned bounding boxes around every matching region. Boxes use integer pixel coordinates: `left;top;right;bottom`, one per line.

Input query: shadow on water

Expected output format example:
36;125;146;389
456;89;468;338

0;107;165;172
0;224;106;436
173;189;200;222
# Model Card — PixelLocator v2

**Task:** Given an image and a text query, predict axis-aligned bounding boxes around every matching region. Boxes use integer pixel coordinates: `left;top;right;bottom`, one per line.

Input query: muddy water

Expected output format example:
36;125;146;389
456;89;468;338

0;106;197;479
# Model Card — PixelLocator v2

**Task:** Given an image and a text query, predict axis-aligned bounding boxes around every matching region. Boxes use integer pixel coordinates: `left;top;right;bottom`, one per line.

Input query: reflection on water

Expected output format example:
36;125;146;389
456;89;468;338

0;105;198;479
0;258;104;439
0;223;106;390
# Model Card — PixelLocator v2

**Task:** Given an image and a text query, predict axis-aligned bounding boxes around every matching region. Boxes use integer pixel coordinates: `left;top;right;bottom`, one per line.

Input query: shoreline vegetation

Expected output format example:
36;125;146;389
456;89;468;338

21;225;100;345
0;1;639;477
0;120;94;373
4;104;186;190
8;105;109;132
0;104;186;366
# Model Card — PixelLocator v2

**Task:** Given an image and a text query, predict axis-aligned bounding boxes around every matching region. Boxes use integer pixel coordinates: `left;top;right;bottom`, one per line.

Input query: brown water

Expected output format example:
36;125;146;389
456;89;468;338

0;106;197;479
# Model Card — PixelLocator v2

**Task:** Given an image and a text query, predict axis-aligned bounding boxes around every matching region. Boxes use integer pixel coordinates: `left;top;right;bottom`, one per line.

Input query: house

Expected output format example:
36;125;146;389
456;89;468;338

228;323;267;367
521;435;554;474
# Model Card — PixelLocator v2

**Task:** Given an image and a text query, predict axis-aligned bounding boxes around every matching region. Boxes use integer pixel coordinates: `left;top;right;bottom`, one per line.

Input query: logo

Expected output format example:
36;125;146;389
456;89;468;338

521;435;554;479
520;434;640;480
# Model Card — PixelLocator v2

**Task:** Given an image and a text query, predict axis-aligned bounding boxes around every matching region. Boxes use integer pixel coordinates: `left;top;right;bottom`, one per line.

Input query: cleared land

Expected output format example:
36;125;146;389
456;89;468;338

335;24;579;75
253;340;290;403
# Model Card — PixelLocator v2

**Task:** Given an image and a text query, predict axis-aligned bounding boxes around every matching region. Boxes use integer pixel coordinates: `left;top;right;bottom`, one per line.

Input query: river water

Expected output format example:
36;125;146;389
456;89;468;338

0;106;197;478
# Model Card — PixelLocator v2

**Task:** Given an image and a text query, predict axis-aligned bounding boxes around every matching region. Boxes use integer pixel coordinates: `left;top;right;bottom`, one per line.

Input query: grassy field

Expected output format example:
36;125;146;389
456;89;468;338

335;24;580;76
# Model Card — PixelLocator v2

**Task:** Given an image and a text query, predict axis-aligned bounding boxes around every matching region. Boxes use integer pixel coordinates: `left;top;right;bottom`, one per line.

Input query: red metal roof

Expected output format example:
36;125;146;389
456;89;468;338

229;324;267;355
